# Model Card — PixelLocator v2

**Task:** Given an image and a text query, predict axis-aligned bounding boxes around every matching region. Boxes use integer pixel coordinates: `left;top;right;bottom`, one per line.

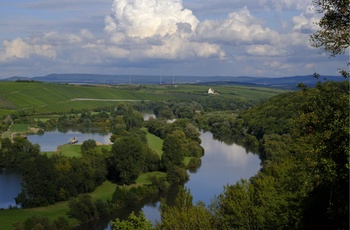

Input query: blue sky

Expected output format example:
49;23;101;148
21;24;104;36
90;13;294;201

0;0;348;79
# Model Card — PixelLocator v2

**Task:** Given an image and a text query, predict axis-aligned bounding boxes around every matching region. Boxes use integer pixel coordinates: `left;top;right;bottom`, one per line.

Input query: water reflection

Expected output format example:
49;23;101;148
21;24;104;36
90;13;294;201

1;131;261;228
184;132;261;204
27;129;112;152
0;170;21;209
142;132;261;224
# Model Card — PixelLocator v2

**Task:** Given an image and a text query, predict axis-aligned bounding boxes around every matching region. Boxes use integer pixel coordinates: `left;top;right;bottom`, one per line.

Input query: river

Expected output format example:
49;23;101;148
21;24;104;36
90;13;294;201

0;169;22;209
26;129;112;152
0;130;261;228
142;131;261;224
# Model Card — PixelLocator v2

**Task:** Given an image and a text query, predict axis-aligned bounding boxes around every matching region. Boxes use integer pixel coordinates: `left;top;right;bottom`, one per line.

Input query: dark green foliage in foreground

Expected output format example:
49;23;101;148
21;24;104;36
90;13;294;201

68;194;98;222
294;81;349;229
157;187;213;230
13;216;70;230
310;0;349;57
111;211;154;230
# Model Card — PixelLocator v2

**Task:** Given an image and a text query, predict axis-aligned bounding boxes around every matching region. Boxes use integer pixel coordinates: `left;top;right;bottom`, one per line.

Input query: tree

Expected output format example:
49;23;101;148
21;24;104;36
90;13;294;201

310;0;350;56
157;187;213;230
160;134;184;170
293;81;349;229
13;216;54;230
68;194;98;222
16;154;57;207
111;211;154;230
0;137;40;169
81;139;97;155
108;136;145;184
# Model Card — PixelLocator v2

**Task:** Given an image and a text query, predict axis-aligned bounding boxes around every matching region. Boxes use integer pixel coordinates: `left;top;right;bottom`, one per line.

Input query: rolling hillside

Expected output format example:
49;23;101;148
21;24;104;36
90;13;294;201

0;82;285;116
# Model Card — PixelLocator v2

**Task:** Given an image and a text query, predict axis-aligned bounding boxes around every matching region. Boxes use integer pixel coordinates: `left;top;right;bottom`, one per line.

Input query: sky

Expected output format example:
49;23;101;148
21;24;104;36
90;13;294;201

0;0;348;79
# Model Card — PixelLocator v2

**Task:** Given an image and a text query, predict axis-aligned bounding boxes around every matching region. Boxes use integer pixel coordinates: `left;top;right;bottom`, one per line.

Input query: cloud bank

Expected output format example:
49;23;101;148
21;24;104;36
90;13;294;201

0;0;347;78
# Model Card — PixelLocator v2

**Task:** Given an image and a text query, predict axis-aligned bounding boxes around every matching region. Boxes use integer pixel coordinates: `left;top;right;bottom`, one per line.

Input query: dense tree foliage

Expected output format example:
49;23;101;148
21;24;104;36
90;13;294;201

154;82;350;229
158;81;349;230
68;194;98;222
111;211;154;230
157;187;213;230
310;0;350;56
293;81;349;229
107;136;159;185
15;150;107;208
80;139;97;155
108;136;142;184
13;216;69;230
0;137;40;168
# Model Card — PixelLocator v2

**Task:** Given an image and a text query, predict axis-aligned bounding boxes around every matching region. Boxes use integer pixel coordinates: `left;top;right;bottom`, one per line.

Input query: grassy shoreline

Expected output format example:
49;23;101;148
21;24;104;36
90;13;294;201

0;132;164;229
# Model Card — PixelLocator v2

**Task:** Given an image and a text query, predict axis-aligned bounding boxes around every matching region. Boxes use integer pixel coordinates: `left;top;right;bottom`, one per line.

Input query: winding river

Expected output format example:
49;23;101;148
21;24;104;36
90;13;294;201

142;131;261;224
0;130;261;229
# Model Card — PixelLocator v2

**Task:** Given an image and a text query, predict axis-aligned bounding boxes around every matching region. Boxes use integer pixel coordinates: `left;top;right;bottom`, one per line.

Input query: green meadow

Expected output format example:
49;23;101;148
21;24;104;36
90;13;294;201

0;82;284;116
146;131;163;157
10;124;29;132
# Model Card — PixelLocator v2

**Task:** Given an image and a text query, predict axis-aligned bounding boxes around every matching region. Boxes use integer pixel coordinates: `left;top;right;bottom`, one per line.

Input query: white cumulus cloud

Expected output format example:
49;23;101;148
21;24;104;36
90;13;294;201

292;7;321;34
196;7;279;45
0;38;56;62
105;0;199;38
246;45;290;56
104;0;224;60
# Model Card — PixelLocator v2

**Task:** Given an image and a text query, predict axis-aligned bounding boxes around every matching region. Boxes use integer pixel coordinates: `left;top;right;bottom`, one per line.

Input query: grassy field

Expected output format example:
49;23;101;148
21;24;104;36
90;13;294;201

42;144;112;157
146;131;163;157
11;124;29;132
0;82;285;116
0;197;77;229
135;171;167;185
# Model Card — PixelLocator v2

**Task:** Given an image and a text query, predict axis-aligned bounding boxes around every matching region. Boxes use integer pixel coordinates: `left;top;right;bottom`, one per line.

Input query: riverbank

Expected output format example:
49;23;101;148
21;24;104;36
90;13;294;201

0;130;165;229
0;181;116;229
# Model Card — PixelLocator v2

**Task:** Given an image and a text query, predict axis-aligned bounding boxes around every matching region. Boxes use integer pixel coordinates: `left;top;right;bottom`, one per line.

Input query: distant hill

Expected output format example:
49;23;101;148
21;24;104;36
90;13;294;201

1;73;346;89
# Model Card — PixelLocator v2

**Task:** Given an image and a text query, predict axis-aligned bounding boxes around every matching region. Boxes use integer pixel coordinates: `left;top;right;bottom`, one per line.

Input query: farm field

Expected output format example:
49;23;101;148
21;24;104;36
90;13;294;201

0;82;285;116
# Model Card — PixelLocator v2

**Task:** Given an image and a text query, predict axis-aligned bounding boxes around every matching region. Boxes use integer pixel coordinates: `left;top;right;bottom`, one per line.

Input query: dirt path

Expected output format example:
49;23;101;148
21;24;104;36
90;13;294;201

70;98;149;102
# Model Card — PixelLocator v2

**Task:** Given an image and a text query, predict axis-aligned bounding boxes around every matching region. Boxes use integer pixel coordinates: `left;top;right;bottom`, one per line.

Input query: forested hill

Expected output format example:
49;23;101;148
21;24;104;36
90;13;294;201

205;80;349;229
2;73;345;89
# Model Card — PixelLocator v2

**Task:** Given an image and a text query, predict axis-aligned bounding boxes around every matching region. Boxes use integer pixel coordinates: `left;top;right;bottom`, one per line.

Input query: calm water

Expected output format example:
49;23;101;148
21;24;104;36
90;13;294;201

142;131;261;223
0;170;21;209
0;130;112;209
27;129;112;152
0;130;261;228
